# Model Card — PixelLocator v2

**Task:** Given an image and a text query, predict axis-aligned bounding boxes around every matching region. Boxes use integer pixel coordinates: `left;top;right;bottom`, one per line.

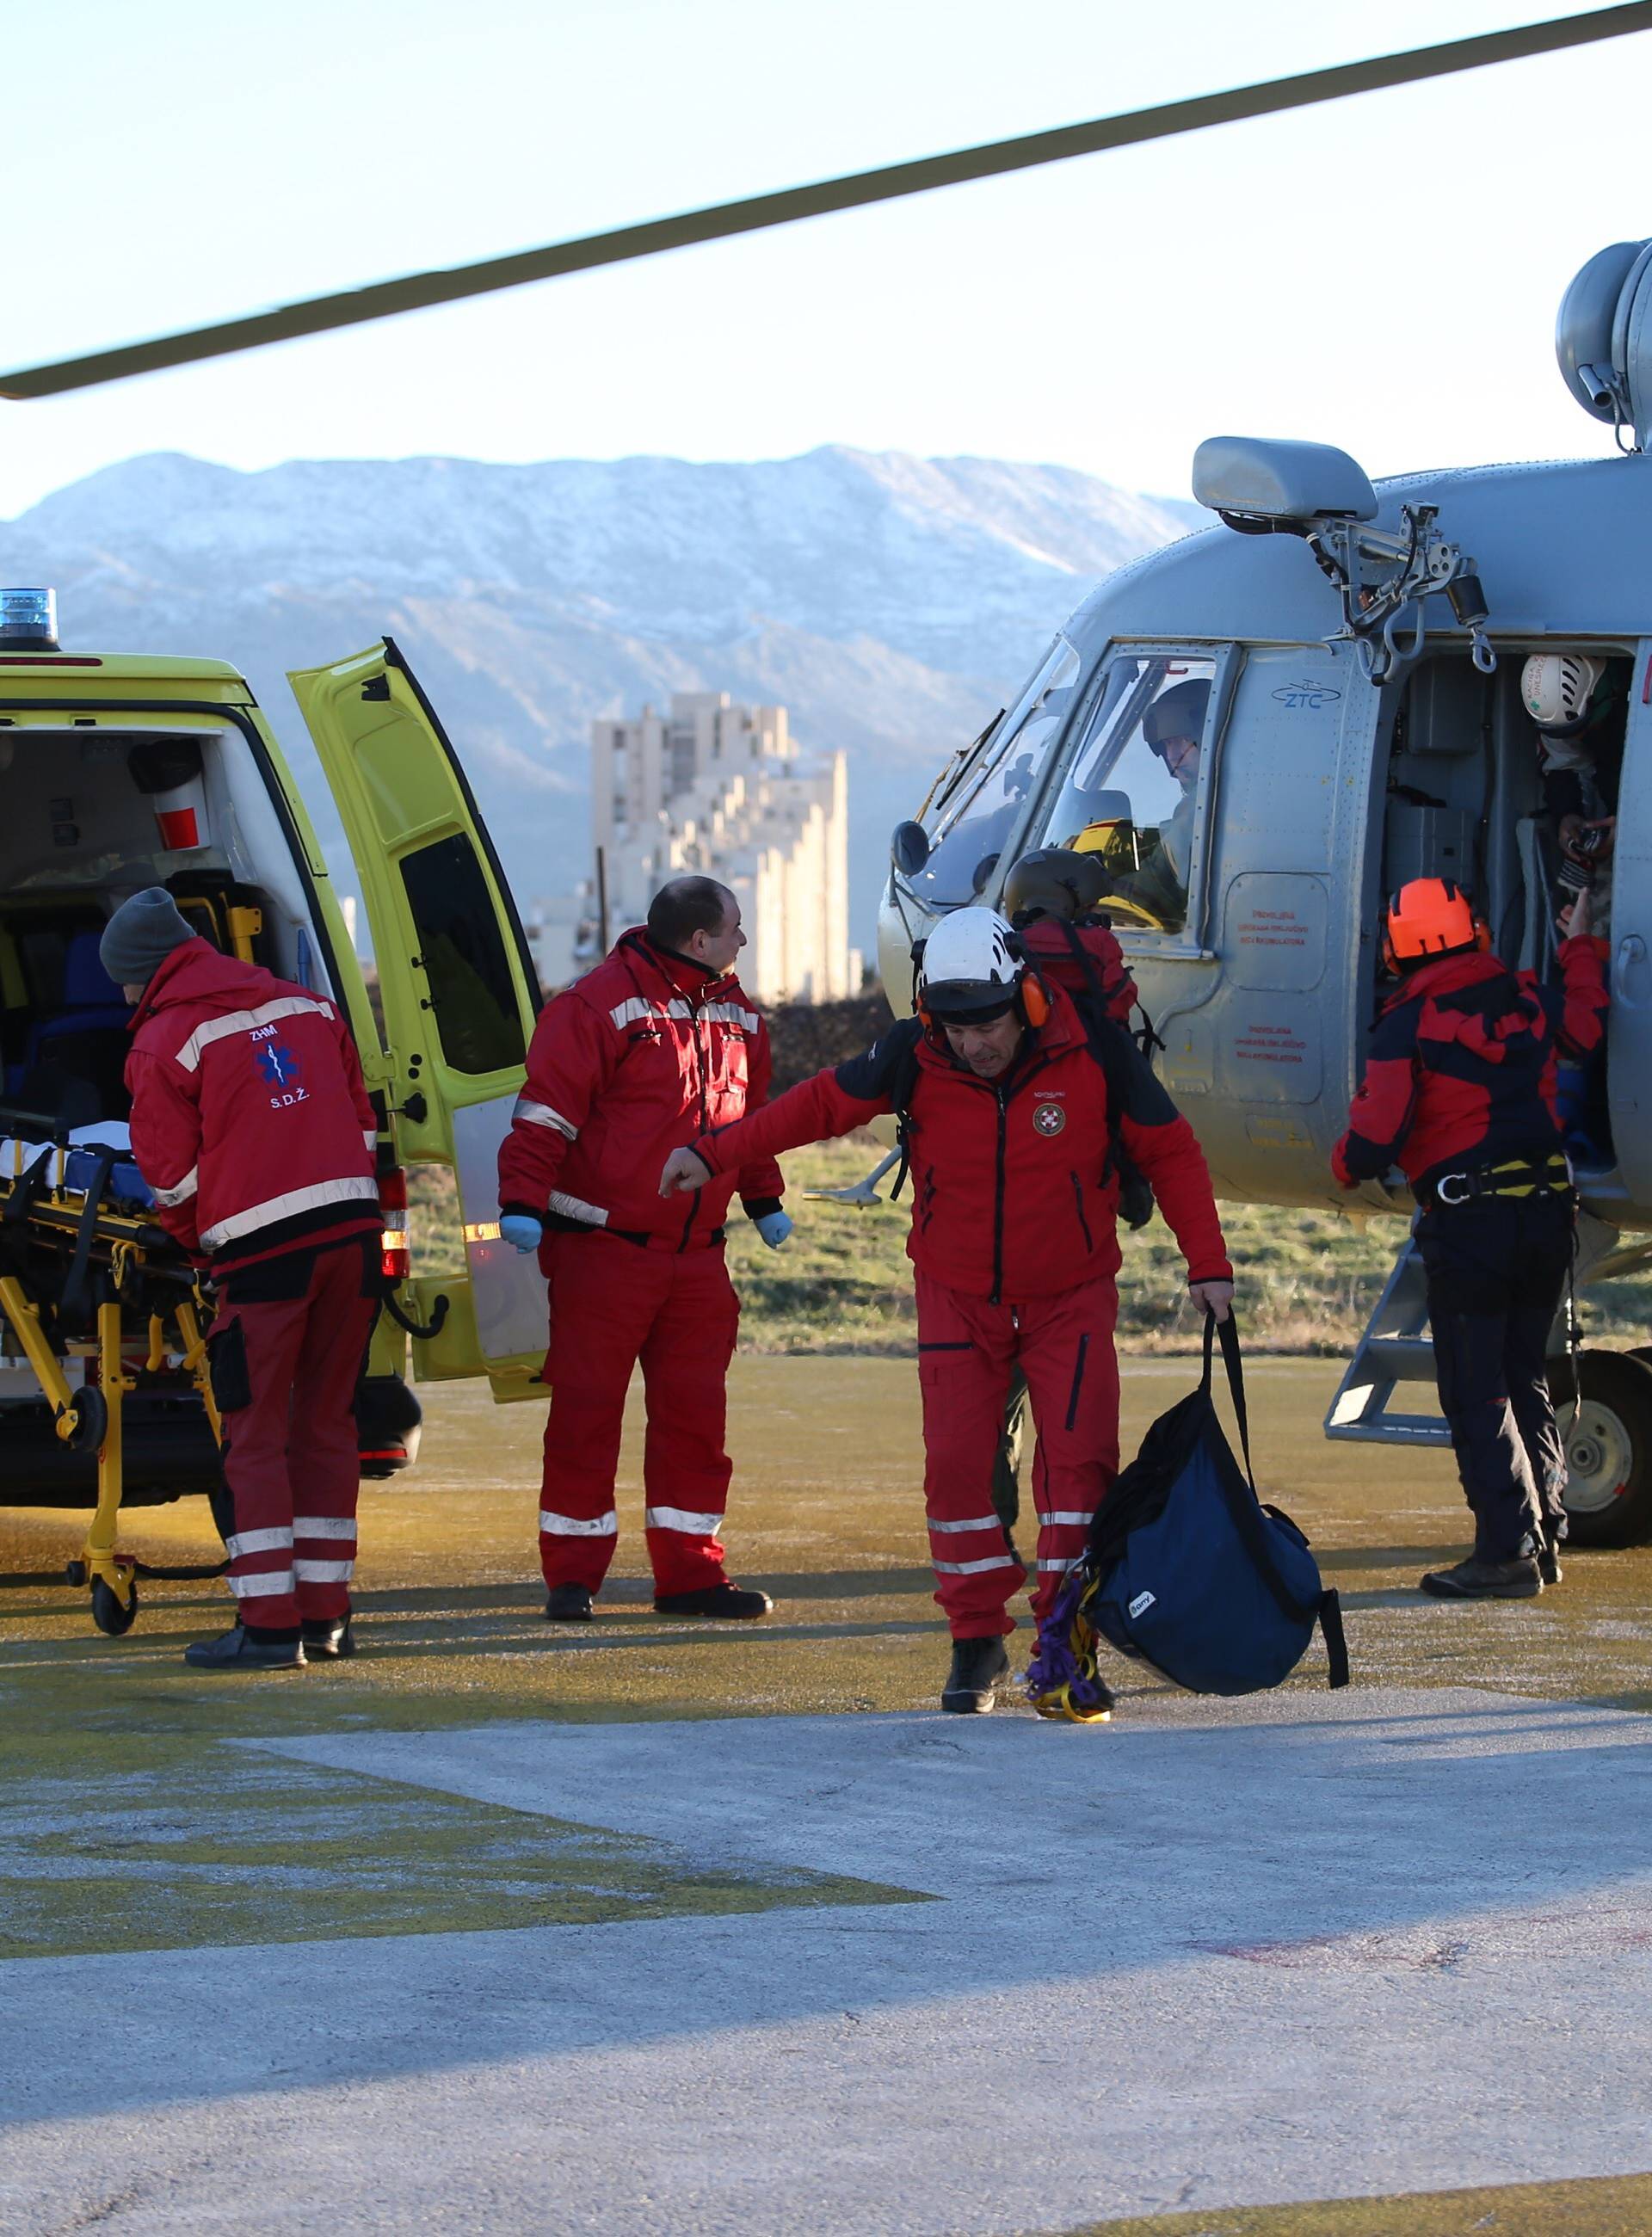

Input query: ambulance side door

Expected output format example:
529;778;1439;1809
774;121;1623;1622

288;638;549;1398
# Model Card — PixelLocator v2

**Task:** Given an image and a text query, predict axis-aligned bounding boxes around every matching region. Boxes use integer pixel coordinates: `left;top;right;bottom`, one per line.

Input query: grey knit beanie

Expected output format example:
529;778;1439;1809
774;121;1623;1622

99;888;195;989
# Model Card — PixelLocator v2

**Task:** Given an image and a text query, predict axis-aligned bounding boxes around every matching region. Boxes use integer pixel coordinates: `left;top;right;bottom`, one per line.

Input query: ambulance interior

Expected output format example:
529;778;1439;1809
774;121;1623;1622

1376;649;1628;1166
0;724;328;1137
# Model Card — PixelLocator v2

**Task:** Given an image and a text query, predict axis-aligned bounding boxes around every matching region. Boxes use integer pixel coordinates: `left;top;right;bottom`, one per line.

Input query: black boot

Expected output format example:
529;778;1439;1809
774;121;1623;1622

301;1616;357;1659
183;1624;305;1670
653;1583;773;1619
941;1635;1011;1713
1420;1551;1543;1599
545;1584;595;1622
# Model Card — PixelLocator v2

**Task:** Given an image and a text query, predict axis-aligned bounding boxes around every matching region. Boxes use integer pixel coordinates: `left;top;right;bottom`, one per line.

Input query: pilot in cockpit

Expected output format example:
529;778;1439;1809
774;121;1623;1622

1108;676;1210;927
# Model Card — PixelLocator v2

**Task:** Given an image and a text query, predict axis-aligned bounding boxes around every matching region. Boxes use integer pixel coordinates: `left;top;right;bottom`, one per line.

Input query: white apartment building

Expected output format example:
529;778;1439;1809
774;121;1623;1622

579;691;854;1003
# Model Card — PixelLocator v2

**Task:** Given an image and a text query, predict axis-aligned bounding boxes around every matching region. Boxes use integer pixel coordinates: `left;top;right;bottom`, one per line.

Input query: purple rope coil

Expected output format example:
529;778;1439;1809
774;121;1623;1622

1024;1563;1113;1720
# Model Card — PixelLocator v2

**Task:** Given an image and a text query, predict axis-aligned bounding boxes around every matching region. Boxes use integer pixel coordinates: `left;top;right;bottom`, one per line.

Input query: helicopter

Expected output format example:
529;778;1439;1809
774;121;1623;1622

876;234;1652;1550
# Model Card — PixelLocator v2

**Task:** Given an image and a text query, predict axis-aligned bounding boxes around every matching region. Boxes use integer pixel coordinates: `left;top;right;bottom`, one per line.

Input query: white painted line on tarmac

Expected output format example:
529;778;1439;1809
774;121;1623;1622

3;1687;1651;2236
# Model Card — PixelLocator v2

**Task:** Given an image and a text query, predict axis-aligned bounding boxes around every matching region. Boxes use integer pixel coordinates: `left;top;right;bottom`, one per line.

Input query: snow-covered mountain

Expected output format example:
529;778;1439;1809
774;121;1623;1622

0;447;1200;942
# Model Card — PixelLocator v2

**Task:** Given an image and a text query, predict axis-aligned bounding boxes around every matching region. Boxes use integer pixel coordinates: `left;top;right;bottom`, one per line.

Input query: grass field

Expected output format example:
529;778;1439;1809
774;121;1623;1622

410;1143;1652;1356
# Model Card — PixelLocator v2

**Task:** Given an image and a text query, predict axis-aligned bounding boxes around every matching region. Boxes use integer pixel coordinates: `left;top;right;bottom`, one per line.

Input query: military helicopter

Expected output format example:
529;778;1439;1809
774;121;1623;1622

877;237;1652;1549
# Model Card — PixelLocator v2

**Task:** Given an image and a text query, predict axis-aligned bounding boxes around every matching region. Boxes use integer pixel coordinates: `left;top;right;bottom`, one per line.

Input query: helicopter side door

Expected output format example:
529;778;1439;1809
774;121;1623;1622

289;639;548;1401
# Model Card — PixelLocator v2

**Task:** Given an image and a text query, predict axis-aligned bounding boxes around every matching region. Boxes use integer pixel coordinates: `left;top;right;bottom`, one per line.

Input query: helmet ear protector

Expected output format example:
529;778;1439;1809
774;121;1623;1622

1019;964;1052;1027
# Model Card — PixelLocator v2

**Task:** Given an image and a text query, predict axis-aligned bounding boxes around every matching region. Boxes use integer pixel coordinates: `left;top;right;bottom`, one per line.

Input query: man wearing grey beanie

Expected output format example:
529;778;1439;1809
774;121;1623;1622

111;887;383;1671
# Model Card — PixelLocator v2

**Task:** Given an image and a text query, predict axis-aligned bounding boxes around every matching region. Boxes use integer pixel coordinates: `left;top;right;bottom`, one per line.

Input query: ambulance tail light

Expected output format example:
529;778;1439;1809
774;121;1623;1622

379;1165;411;1284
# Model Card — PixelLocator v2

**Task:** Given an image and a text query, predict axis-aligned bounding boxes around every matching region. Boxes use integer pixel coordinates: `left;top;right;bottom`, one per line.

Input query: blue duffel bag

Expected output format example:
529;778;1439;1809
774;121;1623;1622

1026;1311;1349;1718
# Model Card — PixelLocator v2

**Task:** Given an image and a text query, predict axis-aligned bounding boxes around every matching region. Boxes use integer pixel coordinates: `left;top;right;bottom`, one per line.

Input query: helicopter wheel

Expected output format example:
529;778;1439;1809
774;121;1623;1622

1558;1350;1652;1549
89;1574;139;1636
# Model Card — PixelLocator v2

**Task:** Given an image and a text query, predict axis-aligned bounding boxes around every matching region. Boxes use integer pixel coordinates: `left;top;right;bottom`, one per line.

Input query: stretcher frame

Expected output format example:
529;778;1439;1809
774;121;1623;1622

1;1136;226;1634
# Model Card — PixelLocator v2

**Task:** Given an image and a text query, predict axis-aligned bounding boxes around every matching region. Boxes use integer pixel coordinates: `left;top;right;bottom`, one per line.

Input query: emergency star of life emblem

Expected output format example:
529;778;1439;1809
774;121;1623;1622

1032;1101;1066;1137
256;1040;303;1091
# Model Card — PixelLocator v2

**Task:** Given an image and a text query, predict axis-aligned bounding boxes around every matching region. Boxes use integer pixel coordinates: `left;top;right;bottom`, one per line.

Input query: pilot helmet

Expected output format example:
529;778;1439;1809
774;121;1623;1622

1381;878;1488;973
1002;846;1111;925
1143;677;1211;761
1521;651;1605;736
915;907;1025;1022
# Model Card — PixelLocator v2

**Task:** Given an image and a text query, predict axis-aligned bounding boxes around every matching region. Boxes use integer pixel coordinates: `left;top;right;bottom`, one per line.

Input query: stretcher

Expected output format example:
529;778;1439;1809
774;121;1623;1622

1;1114;228;1635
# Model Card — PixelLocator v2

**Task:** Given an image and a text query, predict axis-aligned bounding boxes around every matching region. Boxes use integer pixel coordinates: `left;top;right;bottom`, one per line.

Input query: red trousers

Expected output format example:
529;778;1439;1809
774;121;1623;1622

915;1268;1121;1639
539;1230;740;1596
209;1239;379;1633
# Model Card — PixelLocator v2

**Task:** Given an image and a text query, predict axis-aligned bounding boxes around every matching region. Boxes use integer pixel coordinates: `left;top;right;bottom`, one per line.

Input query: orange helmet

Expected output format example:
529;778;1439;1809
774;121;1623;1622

1382;878;1486;971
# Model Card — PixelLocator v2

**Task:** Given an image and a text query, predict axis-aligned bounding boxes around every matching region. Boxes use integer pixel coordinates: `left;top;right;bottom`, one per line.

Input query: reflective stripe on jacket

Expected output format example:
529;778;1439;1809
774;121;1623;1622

497;929;784;1249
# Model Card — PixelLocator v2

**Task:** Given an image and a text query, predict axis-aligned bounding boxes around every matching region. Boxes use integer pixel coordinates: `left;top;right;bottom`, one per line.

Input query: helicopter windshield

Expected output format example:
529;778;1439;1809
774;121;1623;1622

911;639;1080;908
1042;655;1216;935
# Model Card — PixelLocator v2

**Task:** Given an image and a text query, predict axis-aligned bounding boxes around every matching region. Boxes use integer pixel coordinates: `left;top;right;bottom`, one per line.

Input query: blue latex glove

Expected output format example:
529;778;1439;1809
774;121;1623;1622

755;1210;793;1250
499;1214;544;1254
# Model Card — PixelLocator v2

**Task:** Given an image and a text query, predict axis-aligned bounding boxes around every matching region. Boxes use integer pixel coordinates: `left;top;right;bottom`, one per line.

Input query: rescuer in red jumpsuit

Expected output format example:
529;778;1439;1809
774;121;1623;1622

661;906;1233;1712
496;877;787;1623
108;888;384;1671
1333;878;1610;1600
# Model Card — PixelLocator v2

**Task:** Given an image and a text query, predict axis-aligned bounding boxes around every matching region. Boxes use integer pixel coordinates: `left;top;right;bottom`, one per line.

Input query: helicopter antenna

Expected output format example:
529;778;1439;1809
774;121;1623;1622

3;4;1651;400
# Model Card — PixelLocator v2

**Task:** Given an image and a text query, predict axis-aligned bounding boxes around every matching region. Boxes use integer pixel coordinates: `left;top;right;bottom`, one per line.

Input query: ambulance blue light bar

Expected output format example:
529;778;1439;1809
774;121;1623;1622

0;588;59;650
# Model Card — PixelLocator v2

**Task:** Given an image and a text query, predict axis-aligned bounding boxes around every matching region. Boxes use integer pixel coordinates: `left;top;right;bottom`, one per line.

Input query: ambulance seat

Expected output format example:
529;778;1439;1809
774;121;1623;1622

19;932;133;1124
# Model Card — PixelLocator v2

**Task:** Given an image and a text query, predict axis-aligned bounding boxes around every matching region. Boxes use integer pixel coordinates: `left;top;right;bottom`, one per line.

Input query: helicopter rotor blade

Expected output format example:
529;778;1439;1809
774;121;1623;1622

4;2;1651;401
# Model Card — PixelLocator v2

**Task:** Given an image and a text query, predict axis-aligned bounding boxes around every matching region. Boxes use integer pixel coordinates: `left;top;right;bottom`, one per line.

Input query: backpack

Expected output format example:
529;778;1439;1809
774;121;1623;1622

1025;1311;1349;1717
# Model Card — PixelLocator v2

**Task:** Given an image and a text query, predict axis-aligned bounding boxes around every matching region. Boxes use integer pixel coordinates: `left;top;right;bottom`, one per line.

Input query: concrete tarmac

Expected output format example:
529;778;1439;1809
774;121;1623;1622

4;1356;1652;2234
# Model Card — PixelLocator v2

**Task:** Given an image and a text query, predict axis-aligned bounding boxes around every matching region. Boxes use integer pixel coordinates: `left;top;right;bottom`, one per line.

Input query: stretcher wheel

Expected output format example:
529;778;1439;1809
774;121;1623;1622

64;1561;88;1587
1559;1349;1652;1549
65;1387;108;1453
89;1575;138;1636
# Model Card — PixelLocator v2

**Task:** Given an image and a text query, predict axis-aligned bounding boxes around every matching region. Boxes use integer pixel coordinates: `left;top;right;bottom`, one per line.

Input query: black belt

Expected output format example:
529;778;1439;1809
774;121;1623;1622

1428;1154;1573;1208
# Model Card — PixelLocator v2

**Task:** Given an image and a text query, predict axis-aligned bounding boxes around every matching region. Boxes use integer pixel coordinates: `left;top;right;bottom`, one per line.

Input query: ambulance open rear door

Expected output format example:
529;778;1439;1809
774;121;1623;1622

289;638;549;1401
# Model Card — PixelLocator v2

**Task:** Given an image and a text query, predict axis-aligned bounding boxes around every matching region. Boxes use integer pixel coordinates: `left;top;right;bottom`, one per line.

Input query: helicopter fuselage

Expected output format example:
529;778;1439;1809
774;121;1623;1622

878;451;1652;1237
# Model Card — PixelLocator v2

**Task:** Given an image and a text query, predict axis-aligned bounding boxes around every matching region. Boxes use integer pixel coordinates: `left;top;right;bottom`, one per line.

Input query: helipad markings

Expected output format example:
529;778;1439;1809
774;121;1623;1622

3;1687;1652;2236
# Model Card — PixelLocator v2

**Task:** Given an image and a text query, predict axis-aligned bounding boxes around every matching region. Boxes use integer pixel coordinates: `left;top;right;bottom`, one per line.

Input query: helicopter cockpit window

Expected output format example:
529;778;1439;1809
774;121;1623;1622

911;638;1081;908
1042;655;1217;936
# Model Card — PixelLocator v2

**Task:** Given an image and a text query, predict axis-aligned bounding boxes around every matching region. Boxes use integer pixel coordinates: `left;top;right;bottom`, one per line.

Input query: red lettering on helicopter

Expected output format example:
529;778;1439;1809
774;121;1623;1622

1236;907;1308;949
1234;1024;1307;1064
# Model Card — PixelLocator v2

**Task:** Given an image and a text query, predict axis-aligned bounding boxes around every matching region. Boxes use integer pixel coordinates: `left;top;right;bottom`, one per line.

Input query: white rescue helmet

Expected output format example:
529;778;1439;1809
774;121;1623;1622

1521;651;1605;735
917;907;1024;1021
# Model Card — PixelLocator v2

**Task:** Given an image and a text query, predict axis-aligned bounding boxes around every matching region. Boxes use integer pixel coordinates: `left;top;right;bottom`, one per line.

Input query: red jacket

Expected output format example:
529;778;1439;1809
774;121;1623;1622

693;983;1229;1303
1333;936;1609;1193
1016;915;1138;1024
498;929;784;1253
126;940;379;1270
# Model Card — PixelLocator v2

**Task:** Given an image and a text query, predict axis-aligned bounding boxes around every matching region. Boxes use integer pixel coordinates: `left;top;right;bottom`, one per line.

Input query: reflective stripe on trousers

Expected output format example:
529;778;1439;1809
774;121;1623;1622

915;1267;1120;1639
537;1230;740;1598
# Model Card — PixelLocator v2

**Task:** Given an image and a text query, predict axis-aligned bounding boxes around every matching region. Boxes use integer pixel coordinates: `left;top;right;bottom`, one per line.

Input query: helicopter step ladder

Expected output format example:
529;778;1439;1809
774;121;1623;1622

1323;1223;1452;1447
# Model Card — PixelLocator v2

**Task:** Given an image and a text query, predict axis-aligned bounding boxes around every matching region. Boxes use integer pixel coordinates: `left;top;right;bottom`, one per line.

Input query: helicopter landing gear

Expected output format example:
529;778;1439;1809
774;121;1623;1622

1557;1349;1652;1549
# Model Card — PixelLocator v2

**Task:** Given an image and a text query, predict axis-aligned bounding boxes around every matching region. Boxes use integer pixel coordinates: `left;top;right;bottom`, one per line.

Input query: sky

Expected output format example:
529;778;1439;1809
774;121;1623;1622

1;0;1649;516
